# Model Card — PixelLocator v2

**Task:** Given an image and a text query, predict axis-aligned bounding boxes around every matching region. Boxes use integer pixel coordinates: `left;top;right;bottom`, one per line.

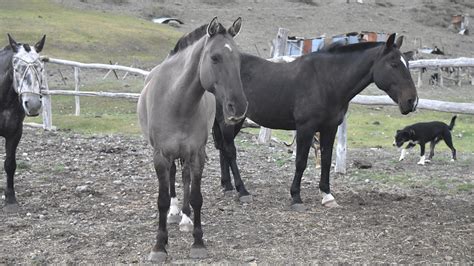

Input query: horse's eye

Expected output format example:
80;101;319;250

211;54;221;63
390;62;398;68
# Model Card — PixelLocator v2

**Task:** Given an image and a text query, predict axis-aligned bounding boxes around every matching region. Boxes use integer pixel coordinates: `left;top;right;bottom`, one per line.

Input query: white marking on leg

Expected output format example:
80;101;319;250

321;192;338;208
417;155;425;165
399;149;407;161
179;212;193;232
224;43;232;52
400;56;407;68
167;197;181;224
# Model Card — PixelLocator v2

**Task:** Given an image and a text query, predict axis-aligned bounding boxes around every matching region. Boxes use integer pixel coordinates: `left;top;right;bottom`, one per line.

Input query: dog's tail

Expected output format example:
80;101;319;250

448;115;457;130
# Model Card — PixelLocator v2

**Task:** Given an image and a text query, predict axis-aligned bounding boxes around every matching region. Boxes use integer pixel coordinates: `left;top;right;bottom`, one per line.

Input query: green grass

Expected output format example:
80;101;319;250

0;0;181;66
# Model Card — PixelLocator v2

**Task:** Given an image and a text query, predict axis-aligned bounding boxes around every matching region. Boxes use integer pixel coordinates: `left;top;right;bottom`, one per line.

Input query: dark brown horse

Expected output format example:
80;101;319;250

138;17;247;261
1;34;46;212
213;34;418;210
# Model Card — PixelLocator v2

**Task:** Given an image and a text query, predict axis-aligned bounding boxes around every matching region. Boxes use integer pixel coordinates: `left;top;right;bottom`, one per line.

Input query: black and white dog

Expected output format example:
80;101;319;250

393;116;457;165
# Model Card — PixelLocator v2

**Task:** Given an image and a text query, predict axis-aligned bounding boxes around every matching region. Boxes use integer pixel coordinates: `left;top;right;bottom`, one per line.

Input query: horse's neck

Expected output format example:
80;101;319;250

0;68;18;109
326;48;379;103
171;38;207;112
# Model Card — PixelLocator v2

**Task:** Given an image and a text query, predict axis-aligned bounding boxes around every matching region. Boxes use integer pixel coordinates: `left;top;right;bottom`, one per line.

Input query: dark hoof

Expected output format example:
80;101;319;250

223;190;234;197
148;251;167;262
290;203;307;212
190;247;208;259
3;202;20;213
239;194;253;203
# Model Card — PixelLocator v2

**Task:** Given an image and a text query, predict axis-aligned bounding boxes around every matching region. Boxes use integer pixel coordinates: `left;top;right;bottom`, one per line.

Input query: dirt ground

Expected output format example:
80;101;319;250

1;0;474;264
0;127;473;264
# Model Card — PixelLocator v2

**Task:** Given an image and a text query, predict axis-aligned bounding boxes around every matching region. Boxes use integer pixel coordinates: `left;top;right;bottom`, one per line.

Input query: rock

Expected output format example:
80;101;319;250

244;256;256;262
113;180;123;185
75;185;90;193
353;160;372;169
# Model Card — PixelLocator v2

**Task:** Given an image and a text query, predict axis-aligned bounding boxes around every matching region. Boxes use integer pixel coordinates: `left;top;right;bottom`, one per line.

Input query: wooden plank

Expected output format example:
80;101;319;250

43;90;140;99
41;57;150;76
74;67;81;116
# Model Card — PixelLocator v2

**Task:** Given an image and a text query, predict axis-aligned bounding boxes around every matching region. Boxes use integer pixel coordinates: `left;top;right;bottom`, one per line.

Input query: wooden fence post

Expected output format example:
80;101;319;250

258;27;289;144
417;69;423;87
74;67;81;116
42;67;53;130
335;114;347;174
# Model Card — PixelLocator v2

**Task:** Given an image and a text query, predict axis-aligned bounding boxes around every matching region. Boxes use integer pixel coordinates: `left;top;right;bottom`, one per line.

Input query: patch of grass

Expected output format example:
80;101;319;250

346;105;474;153
0;0;181;66
456;183;474;192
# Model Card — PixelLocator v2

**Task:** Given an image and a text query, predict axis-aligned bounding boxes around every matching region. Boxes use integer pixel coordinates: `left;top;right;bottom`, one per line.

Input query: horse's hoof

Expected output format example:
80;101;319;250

179;214;193;232
323;199;339;208
239;195;253;203
290;203;307;212
322;193;339;208
223;190;234;197
190;247;208;259
3;202;19;213
148;251;167;262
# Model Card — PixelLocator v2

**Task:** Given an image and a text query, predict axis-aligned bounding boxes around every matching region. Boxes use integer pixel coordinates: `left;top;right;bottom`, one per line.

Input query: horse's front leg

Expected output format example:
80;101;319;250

189;146;207;259
167;161;181;224
148;151;172;263
3;129;22;212
222;122;251;202
319;127;339;208
289;128;314;212
212;119;234;193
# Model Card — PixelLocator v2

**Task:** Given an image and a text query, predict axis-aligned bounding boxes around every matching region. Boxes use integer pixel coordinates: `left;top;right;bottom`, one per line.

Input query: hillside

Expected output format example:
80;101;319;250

0;0;181;67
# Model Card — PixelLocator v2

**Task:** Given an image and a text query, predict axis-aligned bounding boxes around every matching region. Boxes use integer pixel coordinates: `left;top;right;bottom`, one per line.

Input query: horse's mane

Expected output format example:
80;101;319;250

169;23;226;56
322;41;384;53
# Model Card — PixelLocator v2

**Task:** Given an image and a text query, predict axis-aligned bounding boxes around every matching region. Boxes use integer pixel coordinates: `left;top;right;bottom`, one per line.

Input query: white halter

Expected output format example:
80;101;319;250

12;54;44;97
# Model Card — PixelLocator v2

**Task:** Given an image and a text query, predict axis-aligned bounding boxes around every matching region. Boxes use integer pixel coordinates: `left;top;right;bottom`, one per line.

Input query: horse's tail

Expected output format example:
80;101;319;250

448;115;457;131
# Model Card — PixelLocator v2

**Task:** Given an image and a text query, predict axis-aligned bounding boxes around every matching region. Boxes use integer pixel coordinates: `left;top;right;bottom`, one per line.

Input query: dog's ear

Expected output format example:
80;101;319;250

409;129;416;137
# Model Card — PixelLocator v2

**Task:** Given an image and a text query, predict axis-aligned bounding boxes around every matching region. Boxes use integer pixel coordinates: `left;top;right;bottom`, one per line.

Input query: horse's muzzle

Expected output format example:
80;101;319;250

225;102;248;125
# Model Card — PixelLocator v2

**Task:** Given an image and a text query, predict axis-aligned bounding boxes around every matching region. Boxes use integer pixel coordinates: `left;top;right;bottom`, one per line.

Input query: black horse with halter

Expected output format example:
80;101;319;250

1;34;46;212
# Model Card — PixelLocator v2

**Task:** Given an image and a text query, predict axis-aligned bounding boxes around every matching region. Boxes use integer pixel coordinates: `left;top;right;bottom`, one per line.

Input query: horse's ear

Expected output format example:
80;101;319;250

403;51;414;61
7;33;18;53
35;35;46;53
385;33;396;50
395;35;404;49
228;17;242;38
207;16;219;37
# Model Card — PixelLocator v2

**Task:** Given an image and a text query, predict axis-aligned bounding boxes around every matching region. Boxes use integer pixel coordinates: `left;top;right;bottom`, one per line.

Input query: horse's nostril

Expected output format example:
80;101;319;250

24;101;29;108
227;103;235;115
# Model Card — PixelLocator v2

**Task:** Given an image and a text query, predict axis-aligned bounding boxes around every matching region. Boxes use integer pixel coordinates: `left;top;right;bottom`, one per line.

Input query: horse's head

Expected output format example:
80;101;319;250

199;17;248;125
8;34;46;117
373;33;418;115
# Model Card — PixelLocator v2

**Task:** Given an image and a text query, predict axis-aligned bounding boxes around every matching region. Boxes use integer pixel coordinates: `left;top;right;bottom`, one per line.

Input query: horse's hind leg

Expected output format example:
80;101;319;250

189;146;207;259
3;130;22;212
289;128;314;211
148;151;172;262
168;161;181;224
179;162;193;232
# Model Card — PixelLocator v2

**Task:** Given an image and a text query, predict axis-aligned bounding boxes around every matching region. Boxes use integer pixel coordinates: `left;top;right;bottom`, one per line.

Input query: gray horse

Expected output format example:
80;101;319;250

1;34;45;212
138;17;247;261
